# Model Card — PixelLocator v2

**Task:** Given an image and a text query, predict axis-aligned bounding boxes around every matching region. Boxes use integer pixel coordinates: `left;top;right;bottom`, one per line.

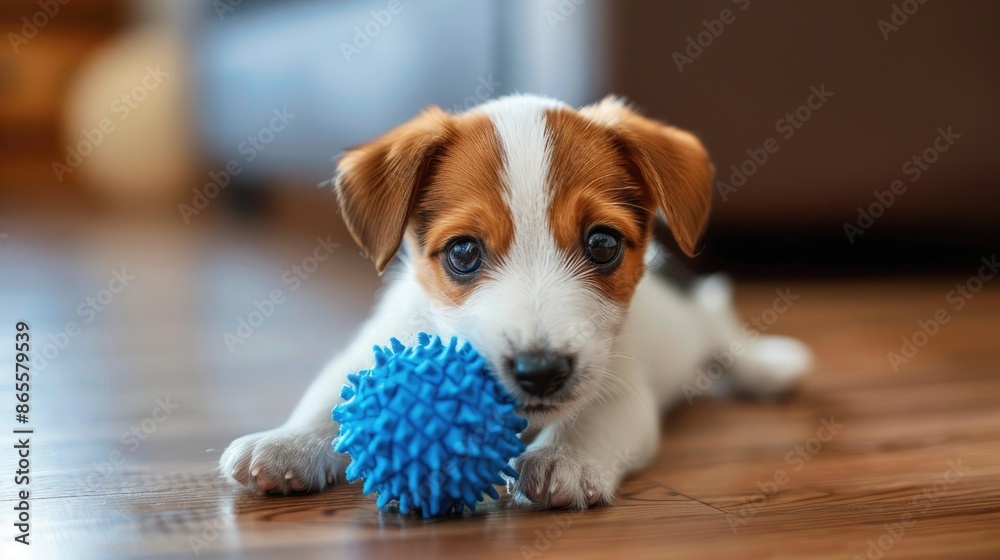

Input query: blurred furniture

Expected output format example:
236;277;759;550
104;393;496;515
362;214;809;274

0;1;125;191
607;1;1000;244
191;0;605;182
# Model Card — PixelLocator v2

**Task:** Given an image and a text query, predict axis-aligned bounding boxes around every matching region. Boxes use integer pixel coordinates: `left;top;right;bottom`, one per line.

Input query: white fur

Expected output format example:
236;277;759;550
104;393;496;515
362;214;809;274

220;95;812;506
441;96;624;423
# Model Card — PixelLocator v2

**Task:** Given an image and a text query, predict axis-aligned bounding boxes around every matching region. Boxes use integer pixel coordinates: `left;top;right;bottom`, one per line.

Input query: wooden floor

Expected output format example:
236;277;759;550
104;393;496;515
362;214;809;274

1;217;998;559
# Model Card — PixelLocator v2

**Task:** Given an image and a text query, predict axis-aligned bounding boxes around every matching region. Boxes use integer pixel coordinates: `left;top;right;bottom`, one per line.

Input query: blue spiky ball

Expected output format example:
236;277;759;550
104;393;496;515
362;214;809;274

332;333;527;517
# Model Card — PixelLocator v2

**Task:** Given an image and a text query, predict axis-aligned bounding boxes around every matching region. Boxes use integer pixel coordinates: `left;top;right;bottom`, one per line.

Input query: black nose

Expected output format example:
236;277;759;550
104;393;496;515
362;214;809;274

509;351;571;397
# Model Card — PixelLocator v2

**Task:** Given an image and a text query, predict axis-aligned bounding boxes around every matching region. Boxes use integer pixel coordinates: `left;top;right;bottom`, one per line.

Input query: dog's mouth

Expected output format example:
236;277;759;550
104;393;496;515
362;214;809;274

502;363;591;422
521;403;557;415
518;400;575;424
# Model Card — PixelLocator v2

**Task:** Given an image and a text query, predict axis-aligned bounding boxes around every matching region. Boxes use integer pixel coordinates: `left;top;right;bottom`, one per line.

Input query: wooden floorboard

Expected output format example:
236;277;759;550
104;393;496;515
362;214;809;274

0;220;998;559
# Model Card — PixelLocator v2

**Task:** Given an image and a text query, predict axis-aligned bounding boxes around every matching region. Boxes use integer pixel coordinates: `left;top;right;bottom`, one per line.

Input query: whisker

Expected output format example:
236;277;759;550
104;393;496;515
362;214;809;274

601;372;647;409
607;352;661;374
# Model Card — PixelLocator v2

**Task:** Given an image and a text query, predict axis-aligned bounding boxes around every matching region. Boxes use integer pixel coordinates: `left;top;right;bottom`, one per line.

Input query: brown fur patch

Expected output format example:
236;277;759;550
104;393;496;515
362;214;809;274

335;106;451;273
410;113;513;307
545;108;654;304
581;97;713;257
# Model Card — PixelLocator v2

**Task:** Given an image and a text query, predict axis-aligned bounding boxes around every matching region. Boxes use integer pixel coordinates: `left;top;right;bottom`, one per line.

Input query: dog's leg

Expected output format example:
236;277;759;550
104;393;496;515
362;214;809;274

623;273;811;406
509;271;813;508
512;359;660;509
218;355;361;494
220;276;427;494
689;274;812;398
510;272;703;509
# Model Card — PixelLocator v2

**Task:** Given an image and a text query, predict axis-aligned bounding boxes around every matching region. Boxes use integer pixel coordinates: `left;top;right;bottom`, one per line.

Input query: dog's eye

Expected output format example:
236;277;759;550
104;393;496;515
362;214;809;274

585;228;622;267
445;237;482;277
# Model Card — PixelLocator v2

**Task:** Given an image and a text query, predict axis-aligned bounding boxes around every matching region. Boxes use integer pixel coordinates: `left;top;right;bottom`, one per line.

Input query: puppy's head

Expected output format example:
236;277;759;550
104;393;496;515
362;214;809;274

335;95;712;423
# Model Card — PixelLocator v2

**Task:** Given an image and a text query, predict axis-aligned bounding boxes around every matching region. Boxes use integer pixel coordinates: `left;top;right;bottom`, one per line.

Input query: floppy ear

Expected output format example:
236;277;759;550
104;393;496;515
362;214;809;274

334;106;451;273
580;97;713;256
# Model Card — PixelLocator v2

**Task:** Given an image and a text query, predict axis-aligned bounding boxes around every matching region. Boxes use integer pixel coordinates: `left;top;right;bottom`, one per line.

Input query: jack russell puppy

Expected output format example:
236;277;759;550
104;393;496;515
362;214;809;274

220;94;811;509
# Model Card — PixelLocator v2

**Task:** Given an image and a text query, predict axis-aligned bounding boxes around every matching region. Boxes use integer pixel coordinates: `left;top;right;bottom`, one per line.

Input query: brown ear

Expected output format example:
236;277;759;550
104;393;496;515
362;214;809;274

334;106;451;273
580;97;713;256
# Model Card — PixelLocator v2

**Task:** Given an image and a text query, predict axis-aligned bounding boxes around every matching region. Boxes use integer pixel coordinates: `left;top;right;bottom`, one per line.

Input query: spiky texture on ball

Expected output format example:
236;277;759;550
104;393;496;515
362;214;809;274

332;333;527;517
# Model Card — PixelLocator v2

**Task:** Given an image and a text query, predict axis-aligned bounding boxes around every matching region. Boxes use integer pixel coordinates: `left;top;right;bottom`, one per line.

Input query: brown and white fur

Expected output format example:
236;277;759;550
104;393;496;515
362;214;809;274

220;94;811;509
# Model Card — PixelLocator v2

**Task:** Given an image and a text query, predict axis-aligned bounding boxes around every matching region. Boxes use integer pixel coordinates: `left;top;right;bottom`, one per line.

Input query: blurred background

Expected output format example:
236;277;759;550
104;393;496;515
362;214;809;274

0;1;998;556
2;0;997;272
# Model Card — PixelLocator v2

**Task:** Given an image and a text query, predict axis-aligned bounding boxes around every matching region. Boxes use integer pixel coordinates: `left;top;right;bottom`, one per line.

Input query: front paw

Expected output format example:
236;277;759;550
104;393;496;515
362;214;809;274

512;445;616;509
219;426;346;495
